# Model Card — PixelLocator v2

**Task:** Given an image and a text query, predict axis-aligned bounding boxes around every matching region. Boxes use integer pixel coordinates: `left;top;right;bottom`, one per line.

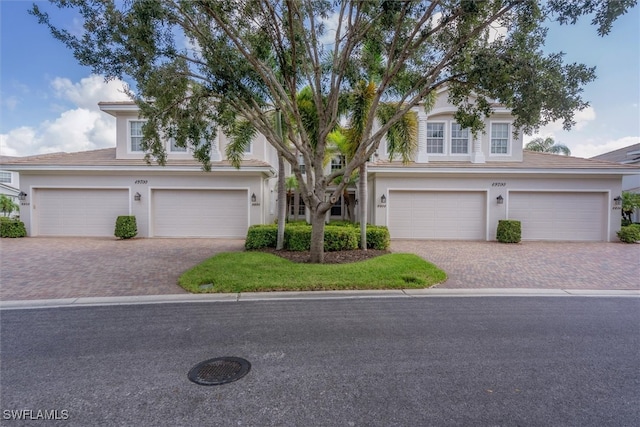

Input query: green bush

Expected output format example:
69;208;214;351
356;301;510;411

324;226;358;251
0;218;27;238
285;226;312;251
365;225;391;250
245;224;278;249
617;224;640;243
114;215;137;239
496;220;521;243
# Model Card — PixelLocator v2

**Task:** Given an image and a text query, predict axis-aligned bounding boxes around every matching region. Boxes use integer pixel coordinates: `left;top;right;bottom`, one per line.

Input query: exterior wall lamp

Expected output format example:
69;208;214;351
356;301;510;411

134;192;141;201
380;194;386;204
18;191;27;201
496;195;504;205
613;196;622;206
251;193;257;203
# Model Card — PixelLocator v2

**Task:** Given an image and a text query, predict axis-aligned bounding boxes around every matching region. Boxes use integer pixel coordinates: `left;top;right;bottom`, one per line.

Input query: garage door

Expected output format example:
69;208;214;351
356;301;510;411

152;189;248;237
36;188;129;236
388;191;486;239
508;192;606;241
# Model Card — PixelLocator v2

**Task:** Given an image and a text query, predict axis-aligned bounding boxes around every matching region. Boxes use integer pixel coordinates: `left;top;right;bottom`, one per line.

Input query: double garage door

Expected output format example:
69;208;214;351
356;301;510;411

152;189;247;238
388;191;487;240
35;188;129;237
508;192;606;241
34;188;248;238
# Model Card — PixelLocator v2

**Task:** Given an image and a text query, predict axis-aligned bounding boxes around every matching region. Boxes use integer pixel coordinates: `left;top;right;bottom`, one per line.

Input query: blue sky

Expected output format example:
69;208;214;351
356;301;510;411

1;1;638;158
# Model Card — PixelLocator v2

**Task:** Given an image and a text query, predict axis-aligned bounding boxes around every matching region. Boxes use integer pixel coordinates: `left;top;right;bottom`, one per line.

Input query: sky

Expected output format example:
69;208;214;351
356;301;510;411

1;1;639;159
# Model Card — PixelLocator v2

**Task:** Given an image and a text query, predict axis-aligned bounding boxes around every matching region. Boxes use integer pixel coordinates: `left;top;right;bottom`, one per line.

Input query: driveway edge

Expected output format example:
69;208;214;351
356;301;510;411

1;288;638;310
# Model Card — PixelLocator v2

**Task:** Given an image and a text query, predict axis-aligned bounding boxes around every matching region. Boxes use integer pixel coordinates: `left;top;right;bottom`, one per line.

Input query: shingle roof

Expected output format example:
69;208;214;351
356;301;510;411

0;148;272;170
590;144;640;164
369;150;640;172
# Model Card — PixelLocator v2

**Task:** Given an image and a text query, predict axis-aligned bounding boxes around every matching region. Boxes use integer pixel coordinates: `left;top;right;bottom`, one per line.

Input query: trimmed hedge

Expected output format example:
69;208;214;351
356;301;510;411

114;215;137;239
496;220;521;243
0;217;27;238
617;224;640;243
245;222;389;251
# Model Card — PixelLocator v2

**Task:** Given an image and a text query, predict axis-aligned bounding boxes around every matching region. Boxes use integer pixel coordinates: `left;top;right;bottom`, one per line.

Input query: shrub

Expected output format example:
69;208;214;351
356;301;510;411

324;226;358;251
496;220;521;243
245;224;278;249
617;224;640;243
0;218;27;238
114;215;137;239
285;226;312;251
621;218;632;227
365;225;391;250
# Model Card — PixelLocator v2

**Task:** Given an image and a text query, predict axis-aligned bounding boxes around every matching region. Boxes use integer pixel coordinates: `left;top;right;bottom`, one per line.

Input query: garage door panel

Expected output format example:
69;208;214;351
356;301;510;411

508;192;605;241
152;189;248;238
389;191;486;240
36;189;129;236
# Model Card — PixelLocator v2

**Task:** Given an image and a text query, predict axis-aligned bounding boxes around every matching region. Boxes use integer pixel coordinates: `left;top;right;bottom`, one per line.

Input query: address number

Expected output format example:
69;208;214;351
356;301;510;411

491;182;506;187
135;180;148;184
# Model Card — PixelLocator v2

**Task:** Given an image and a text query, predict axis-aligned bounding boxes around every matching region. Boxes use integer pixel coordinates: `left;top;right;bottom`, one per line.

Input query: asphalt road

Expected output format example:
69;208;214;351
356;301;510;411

1;297;639;426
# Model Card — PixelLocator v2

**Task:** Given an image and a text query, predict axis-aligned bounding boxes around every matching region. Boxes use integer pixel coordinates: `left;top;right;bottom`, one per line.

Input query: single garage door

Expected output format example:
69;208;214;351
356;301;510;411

388;191;486;239
35;188;129;236
152;189;248;237
508;192;606;241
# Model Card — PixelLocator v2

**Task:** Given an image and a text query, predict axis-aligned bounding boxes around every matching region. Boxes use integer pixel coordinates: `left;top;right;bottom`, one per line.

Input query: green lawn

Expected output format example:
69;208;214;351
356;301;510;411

178;251;447;293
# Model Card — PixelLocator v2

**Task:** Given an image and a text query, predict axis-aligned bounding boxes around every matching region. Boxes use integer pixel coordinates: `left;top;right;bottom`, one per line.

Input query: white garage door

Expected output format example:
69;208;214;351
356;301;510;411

508;192;606;241
36;188;129;236
152;189;248;237
388;191;486;239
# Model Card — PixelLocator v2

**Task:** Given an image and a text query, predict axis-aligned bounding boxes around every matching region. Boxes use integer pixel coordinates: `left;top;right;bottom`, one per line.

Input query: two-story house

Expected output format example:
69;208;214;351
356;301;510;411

2;90;638;240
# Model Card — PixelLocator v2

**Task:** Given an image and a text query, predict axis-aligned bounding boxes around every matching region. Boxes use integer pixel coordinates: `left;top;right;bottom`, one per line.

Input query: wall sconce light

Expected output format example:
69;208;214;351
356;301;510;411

134;192;141;201
613;196;622;206
496;195;504;205
381;194;387;204
18;191;27;201
251;193;257;203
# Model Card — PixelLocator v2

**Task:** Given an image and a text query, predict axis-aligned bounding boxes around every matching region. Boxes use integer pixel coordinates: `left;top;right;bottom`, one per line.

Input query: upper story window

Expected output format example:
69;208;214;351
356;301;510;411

426;122;445;154
491;123;510;154
0;171;11;183
169;138;187;152
298;154;306;174
129;120;145;152
331;155;345;171
450;123;469;154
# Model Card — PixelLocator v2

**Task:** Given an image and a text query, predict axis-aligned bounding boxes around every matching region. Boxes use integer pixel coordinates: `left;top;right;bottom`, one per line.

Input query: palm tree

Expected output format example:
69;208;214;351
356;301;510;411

525;137;571;156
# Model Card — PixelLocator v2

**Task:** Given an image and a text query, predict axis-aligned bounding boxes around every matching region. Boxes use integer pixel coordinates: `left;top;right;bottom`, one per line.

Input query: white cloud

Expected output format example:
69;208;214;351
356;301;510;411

0;74;129;157
572;136;640;159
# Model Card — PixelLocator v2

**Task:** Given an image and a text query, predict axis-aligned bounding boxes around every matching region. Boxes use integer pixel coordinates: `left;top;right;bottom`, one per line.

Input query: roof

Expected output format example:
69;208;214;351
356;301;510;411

0;148;275;175
368;150;640;175
590;143;640;164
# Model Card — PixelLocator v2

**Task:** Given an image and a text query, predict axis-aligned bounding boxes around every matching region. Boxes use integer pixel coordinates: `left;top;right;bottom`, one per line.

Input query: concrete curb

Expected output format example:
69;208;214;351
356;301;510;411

1;288;638;310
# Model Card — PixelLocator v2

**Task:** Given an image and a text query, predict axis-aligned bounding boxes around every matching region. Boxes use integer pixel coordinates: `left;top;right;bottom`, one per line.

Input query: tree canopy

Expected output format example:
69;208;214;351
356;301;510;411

32;0;636;262
525;137;571;156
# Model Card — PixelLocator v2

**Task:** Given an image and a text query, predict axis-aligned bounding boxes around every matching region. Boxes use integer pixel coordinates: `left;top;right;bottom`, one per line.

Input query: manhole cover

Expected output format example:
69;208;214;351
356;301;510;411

188;357;251;386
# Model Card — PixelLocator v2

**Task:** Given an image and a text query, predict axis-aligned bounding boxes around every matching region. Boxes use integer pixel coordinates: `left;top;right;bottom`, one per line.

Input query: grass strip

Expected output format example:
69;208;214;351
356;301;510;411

178;251;447;293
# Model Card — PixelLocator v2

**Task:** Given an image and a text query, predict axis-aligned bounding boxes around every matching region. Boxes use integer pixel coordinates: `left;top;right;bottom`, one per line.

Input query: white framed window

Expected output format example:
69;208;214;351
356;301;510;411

426;122;445;154
450;123;469;154
129;120;146;152
331;155;345;171
169;138;187;152
0;172;11;183
298;154;306;174
243;142;253;154
491;123;510;154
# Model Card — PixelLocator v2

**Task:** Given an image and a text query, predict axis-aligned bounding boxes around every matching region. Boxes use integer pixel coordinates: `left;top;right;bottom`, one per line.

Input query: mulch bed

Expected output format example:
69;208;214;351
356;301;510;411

257;248;390;264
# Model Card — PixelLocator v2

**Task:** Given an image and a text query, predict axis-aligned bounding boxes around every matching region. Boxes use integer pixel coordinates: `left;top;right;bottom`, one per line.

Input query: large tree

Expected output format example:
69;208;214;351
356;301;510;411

525;136;571;155
32;0;635;262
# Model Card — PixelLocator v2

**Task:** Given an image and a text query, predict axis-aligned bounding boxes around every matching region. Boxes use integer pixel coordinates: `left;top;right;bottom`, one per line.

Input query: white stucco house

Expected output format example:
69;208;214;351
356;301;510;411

0;158;23;217
1;90;638;241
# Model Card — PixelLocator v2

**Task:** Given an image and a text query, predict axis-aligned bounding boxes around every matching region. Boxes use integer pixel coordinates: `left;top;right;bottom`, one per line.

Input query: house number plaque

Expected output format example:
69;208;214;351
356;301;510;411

134;180;148;184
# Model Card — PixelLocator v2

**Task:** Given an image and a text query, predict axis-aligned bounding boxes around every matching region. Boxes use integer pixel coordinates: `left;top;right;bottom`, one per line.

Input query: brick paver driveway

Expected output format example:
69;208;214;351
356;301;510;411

1;238;638;301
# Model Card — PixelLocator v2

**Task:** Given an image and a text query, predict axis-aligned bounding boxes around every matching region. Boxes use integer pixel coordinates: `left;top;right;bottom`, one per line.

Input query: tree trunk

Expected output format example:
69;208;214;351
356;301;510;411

293;190;300;221
359;162;367;251
276;154;286;250
309;208;326;263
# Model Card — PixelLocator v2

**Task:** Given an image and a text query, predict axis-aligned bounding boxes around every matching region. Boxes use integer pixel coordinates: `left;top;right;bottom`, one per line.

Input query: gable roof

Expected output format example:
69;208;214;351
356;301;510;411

369;150;640;175
590;143;640;164
0;148;275;175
